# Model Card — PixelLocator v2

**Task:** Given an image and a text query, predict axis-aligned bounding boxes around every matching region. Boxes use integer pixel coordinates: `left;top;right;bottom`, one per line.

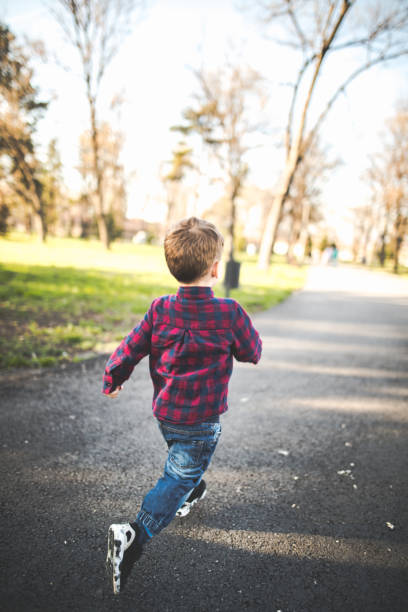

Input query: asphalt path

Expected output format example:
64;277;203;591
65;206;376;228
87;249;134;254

1;265;407;612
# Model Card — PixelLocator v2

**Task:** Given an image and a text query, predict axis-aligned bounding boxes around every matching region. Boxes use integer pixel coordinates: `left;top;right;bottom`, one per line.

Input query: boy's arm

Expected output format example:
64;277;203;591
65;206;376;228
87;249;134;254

232;303;262;364
102;303;154;395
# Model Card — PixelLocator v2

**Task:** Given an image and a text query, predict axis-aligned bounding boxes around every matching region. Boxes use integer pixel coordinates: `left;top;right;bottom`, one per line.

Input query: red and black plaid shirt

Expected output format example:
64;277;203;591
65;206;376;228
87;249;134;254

102;286;262;424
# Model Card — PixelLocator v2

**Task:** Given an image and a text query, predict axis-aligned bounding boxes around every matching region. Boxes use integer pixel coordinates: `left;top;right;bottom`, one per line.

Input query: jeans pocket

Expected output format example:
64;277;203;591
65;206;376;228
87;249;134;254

168;440;204;470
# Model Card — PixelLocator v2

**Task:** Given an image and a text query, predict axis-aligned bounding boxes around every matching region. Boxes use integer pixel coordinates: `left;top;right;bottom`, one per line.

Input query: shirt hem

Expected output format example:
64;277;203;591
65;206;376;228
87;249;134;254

154;407;227;426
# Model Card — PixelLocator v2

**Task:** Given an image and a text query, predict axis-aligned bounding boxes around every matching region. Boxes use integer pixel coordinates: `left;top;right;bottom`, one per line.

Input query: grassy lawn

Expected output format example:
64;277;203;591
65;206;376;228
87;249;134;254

342;259;408;279
0;233;307;369
367;261;408;278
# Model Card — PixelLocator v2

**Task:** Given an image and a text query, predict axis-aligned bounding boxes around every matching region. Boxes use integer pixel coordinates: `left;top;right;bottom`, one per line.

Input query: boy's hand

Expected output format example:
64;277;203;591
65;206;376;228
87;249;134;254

106;385;123;399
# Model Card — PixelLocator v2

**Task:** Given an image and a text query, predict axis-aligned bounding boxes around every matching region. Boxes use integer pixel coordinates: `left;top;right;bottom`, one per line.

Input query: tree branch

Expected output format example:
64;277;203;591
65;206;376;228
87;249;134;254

330;7;408;53
285;53;317;157
286;0;307;50
304;48;408;154
320;1;337;41
292;0;352;154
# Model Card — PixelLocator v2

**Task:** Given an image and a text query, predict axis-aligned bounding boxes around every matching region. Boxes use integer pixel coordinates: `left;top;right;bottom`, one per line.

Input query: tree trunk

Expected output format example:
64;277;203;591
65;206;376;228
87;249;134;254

29;178;47;242
224;179;241;297
286;205;299;263
89;97;109;249
362;226;370;264
29;200;47;242
35;208;47;242
228;194;237;261
298;200;312;263
379;228;387;266
393;237;401;273
220;177;239;263
393;214;403;274
258;152;301;269
163;182;177;239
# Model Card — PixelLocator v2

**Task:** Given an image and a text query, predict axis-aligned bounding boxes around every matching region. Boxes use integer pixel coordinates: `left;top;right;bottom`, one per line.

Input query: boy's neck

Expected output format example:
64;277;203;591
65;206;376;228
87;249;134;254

179;281;214;288
179;260;219;289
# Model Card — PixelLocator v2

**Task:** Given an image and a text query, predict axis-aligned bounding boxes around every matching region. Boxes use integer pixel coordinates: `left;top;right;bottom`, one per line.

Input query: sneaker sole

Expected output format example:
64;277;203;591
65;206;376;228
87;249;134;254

106;526;125;595
176;488;207;518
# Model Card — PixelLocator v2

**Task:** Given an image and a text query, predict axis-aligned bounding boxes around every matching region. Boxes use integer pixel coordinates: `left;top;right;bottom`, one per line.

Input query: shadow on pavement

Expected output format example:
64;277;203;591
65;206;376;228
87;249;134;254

2;267;408;611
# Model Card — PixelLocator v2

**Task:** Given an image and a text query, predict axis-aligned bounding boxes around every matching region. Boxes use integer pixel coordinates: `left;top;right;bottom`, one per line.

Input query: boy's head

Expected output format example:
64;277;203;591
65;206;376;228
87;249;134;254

164;217;224;285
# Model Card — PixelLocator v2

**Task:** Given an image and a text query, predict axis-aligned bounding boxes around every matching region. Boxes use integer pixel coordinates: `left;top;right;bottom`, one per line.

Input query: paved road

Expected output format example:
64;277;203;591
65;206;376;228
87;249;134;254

1;265;407;612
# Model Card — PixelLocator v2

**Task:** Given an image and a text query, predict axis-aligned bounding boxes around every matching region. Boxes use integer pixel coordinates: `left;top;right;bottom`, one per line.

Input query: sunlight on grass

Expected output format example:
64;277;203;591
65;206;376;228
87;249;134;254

1;232;169;274
0;234;307;369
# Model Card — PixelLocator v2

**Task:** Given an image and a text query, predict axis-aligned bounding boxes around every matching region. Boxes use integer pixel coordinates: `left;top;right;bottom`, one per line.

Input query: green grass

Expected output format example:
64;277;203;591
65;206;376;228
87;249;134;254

0;233;307;369
367;261;408;279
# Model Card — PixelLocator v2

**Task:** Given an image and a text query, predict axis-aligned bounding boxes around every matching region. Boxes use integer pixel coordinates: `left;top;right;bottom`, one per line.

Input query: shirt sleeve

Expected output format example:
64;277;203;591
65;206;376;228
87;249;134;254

102;302;154;394
231;303;262;364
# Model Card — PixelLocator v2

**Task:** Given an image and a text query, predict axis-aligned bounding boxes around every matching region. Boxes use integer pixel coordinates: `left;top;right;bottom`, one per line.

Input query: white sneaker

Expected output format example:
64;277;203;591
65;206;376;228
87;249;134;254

106;523;142;594
176;480;207;518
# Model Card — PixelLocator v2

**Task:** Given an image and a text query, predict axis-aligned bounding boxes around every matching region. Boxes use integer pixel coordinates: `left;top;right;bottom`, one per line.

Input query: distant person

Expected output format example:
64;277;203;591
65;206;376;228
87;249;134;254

321;245;333;265
102;217;262;594
330;243;338;265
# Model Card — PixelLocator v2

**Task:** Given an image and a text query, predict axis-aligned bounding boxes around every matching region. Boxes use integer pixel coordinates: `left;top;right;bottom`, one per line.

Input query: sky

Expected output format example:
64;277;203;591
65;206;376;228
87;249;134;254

2;0;408;244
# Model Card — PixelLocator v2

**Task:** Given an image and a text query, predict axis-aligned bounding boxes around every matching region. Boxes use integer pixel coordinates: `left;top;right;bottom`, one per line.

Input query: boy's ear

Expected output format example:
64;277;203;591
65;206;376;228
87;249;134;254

212;260;219;278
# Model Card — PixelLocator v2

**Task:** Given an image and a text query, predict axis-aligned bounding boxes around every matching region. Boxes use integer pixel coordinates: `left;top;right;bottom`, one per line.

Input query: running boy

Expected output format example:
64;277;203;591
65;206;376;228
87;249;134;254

103;217;262;594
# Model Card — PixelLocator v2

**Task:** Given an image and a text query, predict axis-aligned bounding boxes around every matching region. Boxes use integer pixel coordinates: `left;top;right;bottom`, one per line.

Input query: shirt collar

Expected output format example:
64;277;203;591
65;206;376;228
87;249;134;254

177;286;214;300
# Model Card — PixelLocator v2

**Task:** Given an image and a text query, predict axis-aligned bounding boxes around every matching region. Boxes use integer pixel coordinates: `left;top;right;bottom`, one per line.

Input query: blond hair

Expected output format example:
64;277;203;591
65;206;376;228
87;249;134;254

164;217;224;283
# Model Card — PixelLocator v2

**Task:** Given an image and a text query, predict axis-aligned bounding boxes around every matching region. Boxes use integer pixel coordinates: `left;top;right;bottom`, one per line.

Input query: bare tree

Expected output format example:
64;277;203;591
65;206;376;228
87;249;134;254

385;107;408;273
41;139;67;235
50;0;144;248
250;0;408;268
78;121;127;240
351;203;378;264
364;104;408;272
363;156;391;266
173;64;264;272
285;137;338;262
161;143;194;235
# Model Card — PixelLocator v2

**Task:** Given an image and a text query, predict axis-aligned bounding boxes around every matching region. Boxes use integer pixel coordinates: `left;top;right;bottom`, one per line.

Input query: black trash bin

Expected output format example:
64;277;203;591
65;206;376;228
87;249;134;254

224;259;241;290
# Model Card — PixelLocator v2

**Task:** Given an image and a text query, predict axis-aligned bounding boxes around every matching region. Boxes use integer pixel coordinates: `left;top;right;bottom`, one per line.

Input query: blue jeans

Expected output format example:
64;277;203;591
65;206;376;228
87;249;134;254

135;421;221;541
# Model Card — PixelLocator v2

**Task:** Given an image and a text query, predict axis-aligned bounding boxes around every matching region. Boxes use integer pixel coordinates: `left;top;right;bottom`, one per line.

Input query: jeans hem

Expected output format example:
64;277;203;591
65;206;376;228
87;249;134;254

136;510;162;536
